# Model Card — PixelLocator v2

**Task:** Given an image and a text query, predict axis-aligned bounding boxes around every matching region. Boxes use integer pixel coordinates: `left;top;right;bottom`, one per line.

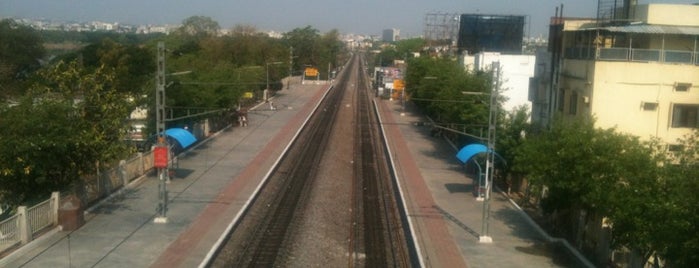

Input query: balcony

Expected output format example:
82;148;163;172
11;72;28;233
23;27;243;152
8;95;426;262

565;46;699;65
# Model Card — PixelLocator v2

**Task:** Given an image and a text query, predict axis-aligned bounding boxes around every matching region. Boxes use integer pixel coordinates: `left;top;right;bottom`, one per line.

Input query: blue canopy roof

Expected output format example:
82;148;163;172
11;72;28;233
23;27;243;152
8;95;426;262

165;128;197;149
456;144;488;164
455;143;507;166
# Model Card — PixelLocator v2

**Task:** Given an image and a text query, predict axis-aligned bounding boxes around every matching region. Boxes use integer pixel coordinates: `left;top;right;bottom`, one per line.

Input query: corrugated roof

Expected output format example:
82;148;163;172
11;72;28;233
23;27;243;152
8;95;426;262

586;24;699;35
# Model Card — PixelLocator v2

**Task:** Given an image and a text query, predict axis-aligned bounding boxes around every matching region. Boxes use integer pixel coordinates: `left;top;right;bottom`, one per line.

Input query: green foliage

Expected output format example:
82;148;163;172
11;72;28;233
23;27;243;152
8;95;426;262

0;61;132;206
404;56;494;138
283;26;345;77
176;15;220;38
59;38;154;97
0;19;46;97
284;26;319;70
628;131;698;266
496;105;530;175
514;117;658;212
513;118;699;266
0;16;346;206
376;38;425;66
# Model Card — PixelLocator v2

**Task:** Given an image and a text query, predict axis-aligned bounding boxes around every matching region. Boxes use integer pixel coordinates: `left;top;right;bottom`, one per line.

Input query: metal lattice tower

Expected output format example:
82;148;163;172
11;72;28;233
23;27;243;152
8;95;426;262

424;12;460;46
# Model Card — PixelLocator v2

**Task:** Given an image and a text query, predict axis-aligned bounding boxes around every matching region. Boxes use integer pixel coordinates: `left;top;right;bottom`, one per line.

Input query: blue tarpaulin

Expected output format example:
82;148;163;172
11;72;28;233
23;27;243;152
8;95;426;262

165;128;197;149
456;144;488;164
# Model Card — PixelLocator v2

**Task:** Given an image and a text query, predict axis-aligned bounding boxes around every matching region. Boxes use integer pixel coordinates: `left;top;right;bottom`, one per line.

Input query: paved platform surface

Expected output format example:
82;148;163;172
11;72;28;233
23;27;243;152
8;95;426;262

1;81;329;268
1;82;578;267
377;99;574;268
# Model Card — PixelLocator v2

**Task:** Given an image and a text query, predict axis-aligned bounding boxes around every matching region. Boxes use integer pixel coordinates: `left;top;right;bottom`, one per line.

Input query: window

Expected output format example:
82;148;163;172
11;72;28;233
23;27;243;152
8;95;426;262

675;82;692;92
557;89;565;112
642;102;658;111
671;104;699;128
569;91;578;115
667;144;684;152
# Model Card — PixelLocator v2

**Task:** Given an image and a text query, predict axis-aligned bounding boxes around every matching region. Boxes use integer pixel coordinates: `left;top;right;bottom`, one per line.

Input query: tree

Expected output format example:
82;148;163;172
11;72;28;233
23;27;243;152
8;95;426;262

514;117;658;212
284;26;320;70
0;60;132;206
634;131;698;266
0;19;45;97
511;116;697;266
376;38;425;66
404;56;493;137
177;16;220;38
318;29;343;72
496;105;530;178
61;38;154;97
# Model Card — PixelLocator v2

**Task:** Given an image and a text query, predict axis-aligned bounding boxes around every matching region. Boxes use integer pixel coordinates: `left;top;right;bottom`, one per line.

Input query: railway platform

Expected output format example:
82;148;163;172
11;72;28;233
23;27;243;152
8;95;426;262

376;98;581;267
0;81;330;268
1;78;582;267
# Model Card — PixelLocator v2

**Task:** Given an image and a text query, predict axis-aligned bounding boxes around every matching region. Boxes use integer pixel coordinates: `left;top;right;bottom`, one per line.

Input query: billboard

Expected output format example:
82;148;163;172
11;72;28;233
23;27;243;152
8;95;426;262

457;14;525;54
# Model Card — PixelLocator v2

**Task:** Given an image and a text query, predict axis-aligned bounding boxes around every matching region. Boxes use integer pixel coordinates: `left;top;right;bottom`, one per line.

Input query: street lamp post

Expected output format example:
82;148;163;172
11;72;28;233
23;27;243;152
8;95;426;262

265;61;283;102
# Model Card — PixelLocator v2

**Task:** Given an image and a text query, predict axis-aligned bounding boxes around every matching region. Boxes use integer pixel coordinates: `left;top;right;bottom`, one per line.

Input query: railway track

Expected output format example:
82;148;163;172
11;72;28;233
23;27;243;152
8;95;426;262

208;53;412;267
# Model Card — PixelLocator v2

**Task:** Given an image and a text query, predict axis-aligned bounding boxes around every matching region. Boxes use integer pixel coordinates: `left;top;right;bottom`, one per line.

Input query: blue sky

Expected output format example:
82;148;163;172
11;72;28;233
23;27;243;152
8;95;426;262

1;0;696;37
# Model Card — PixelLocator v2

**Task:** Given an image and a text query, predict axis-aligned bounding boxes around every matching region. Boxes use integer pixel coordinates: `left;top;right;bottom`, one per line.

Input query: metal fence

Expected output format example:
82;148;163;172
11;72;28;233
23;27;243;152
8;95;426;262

568;47;698;65
80;152;154;208
665;50;694;64
0;192;59;254
631;49;661;62
0;214;21;254
0;117;223;255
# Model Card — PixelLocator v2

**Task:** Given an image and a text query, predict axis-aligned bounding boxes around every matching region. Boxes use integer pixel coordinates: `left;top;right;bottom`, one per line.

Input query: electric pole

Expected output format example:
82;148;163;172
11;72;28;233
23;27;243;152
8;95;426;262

154;41;169;224
288;46;293;89
480;61;500;243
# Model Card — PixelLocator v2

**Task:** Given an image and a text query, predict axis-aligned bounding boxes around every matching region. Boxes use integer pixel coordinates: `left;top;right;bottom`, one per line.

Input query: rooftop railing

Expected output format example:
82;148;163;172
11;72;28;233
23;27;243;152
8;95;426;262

565;46;699;65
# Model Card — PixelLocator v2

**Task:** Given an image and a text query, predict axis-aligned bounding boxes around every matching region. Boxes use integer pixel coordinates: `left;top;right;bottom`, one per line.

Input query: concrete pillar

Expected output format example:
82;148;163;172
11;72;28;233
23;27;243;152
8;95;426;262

17;206;29;244
51;192;60;225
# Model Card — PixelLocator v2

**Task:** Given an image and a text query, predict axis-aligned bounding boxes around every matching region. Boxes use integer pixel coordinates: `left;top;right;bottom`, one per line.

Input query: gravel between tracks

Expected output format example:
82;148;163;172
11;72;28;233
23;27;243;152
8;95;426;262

280;82;357;267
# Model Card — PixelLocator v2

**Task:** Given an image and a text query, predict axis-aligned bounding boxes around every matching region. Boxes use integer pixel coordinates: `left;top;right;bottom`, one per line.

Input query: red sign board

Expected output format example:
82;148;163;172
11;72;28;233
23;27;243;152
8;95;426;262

154;146;168;168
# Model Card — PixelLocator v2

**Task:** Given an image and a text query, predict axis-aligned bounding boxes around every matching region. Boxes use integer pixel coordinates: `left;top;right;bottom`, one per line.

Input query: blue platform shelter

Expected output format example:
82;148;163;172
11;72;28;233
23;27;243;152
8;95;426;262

455;144;506;199
165;128;197;150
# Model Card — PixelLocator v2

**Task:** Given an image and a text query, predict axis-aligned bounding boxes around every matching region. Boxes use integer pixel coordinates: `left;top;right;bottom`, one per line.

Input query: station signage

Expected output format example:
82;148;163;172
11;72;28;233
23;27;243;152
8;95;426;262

304;67;319;77
154;146;168;168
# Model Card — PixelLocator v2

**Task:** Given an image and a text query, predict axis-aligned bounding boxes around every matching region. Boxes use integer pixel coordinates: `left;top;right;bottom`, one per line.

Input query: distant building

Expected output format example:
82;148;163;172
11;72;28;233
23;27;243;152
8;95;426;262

455;13;534;114
460;52;536;113
530;3;699;147
382;28;400;42
457;14;526;55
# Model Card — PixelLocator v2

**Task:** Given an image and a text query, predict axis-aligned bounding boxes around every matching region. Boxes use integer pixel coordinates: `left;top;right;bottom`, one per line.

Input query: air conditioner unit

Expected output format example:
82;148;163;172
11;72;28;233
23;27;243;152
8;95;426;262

641;101;658;111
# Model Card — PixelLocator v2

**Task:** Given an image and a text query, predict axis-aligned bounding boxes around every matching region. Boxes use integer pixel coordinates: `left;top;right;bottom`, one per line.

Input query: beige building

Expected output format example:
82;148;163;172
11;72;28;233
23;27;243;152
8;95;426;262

531;3;699;147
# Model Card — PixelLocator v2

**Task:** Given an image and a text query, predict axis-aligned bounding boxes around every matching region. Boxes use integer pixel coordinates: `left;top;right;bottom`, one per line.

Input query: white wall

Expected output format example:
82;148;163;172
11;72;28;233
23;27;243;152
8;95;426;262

463;52;536;112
